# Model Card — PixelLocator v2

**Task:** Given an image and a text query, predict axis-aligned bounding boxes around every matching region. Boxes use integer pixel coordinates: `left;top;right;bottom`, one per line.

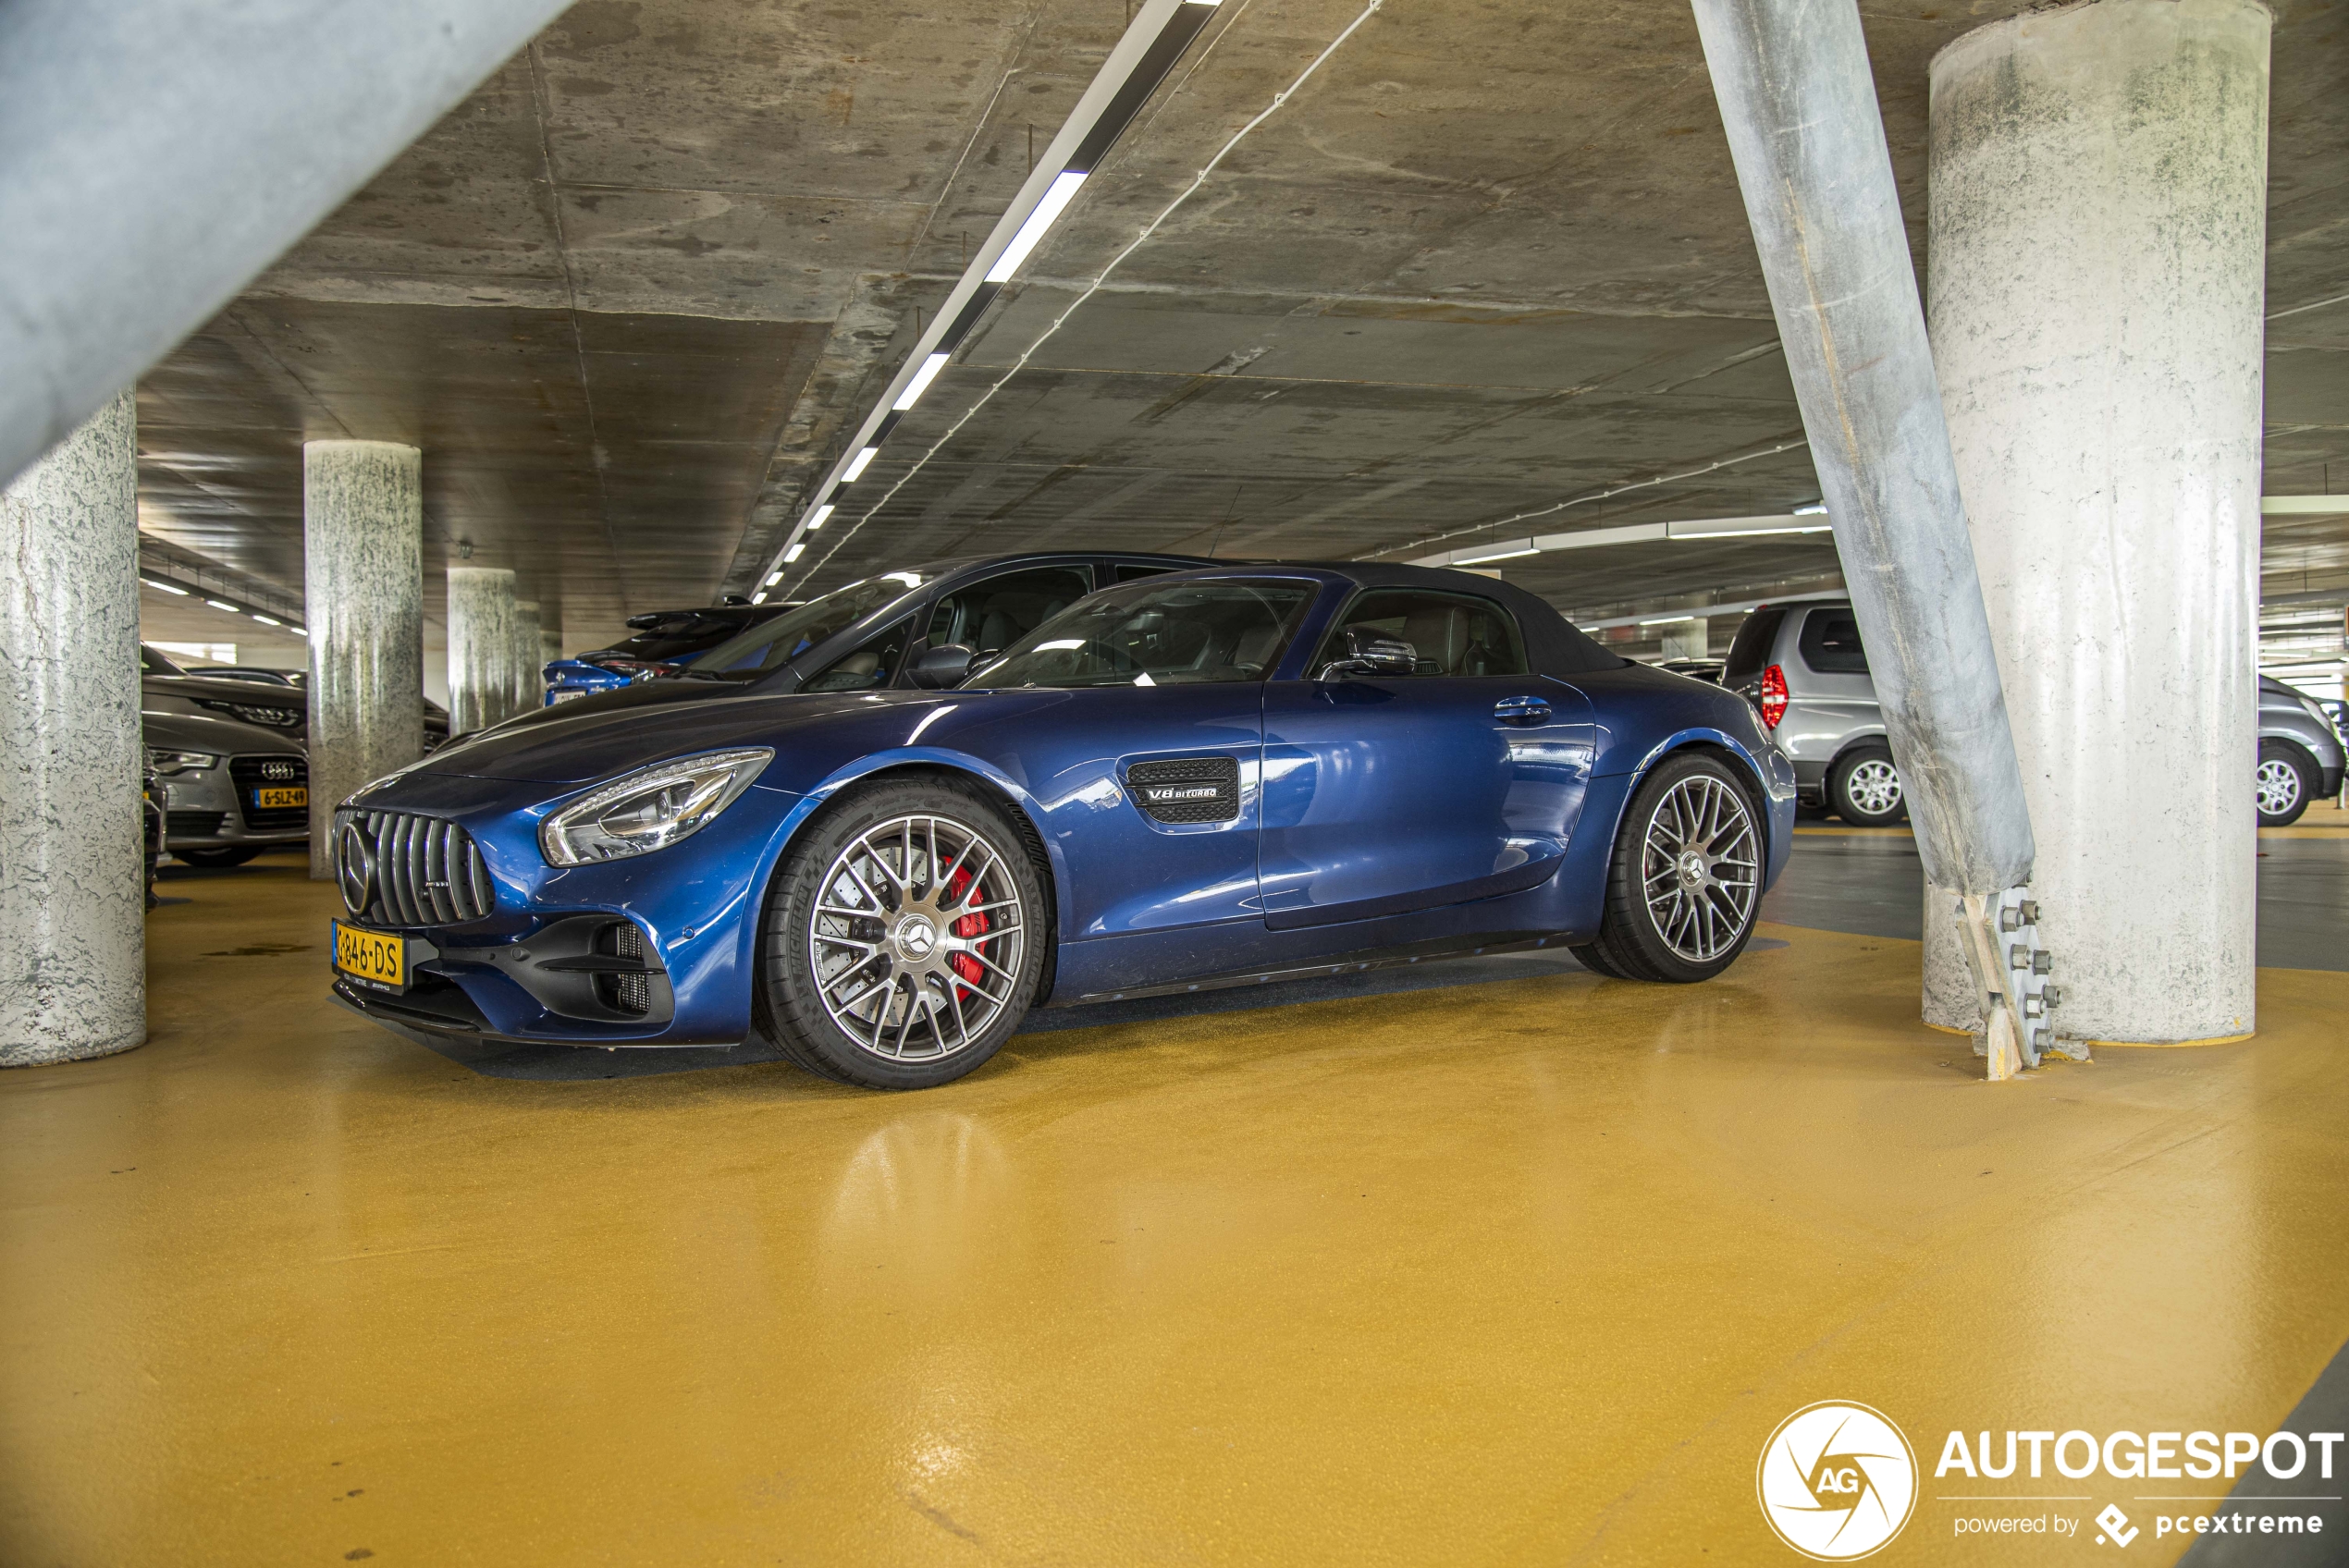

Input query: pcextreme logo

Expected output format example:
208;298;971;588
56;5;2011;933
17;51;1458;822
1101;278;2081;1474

1758;1402;1920;1561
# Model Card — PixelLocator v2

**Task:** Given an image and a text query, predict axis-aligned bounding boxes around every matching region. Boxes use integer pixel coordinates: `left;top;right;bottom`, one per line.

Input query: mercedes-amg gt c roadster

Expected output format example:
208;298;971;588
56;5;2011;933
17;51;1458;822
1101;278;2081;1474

329;565;1795;1089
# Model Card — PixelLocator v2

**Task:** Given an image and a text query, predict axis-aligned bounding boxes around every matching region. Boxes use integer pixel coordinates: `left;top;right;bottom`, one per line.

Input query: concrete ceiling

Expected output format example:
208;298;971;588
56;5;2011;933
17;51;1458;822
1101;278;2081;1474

133;0;2349;666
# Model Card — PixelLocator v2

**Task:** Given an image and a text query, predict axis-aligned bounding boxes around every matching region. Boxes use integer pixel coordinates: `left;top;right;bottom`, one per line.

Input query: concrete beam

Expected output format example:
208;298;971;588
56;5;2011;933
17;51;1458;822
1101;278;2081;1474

0;0;572;491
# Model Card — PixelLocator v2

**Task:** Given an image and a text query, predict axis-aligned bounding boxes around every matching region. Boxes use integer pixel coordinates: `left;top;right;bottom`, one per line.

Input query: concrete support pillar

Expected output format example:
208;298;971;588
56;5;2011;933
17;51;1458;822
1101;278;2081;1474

1660;623;1708;662
512;600;544;715
446;567;518;737
1922;0;2269;1046
304;441;424;881
539;626;563;677
0;393;145;1065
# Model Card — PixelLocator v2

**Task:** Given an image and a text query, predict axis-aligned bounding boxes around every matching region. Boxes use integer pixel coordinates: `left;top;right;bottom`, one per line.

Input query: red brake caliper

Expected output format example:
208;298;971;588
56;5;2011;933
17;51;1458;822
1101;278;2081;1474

946;864;989;998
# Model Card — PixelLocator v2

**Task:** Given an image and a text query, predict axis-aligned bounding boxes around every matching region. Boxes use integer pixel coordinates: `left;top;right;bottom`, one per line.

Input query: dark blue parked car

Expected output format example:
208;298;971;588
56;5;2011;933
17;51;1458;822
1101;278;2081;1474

542;601;795;705
327;565;1796;1089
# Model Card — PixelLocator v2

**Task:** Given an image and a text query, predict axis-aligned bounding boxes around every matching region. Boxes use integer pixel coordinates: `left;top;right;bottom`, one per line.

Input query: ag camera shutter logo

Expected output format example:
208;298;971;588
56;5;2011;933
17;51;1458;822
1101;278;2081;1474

1757;1402;1918;1560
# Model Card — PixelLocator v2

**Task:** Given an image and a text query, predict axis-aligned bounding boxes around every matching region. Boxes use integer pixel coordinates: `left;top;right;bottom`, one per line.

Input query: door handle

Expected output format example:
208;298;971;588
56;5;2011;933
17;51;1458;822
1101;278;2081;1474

1494;695;1552;726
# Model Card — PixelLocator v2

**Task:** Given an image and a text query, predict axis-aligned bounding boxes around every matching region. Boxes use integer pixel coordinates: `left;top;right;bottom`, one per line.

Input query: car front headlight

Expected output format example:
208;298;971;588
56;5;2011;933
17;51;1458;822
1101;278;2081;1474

147;748;219;775
540;747;773;866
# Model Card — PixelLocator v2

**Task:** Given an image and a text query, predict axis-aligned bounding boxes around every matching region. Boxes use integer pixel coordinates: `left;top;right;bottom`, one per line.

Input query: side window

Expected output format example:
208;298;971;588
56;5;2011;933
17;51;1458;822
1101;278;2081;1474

1115;562;1174;584
1797;609;1870;674
804;619;913;692
924;567;1092;655
1722;607;1789;685
1311;590;1530;678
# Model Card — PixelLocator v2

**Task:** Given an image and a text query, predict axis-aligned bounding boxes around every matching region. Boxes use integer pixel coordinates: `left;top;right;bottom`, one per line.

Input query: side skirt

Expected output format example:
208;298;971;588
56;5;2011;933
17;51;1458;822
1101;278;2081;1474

1055;930;1580;1007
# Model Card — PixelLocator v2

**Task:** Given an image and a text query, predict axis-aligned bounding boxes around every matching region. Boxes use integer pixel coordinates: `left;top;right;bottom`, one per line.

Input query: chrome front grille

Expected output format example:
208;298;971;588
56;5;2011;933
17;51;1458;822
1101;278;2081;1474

337;810;495;926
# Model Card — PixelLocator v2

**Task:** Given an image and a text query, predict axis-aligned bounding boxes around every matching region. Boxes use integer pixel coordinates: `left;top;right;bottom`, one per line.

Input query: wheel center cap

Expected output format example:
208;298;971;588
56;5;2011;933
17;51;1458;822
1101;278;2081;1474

1678;851;1706;888
892;913;939;962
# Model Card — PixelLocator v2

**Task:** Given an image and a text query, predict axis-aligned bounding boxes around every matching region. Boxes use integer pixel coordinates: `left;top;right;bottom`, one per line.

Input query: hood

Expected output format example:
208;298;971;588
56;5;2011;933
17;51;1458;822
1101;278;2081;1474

416;686;941;785
141;705;305;754
490;674;738;735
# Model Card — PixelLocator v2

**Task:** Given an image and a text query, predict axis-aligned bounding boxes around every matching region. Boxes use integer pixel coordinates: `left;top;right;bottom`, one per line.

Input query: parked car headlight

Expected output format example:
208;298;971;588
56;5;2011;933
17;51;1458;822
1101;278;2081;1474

147;748;219;775
540;748;773;866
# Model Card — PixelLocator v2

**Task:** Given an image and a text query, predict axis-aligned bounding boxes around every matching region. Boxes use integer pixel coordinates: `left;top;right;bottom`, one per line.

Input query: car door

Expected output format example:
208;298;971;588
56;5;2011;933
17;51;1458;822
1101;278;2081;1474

1258;587;1593;931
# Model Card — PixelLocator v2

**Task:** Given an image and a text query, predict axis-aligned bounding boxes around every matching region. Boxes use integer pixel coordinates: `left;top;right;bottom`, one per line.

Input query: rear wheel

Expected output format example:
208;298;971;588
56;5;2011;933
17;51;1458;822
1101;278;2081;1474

2257;740;2318;827
1827;743;1906;827
174;845;264;868
1570;752;1763;983
757;778;1049;1089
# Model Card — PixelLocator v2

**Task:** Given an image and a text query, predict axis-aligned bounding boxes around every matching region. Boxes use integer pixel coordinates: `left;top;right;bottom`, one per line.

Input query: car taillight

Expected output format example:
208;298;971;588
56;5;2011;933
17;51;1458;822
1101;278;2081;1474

1759;664;1789;729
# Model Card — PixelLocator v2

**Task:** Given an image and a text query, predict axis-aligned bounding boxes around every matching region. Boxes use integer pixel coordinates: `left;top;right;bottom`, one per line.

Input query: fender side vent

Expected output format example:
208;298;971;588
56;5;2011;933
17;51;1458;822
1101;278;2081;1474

1127;756;1240;825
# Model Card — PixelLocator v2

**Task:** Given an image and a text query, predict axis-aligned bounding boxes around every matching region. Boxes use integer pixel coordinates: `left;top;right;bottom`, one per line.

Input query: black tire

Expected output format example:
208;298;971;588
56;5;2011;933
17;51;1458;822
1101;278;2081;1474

174;845;264;868
2257;739;2319;827
756;776;1050;1090
1826;743;1907;827
1572;751;1764;984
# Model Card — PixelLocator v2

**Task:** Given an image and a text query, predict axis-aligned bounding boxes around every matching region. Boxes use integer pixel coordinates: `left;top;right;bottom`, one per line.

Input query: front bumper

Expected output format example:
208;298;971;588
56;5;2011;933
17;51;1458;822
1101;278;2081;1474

159;751;311;850
326;769;803;1049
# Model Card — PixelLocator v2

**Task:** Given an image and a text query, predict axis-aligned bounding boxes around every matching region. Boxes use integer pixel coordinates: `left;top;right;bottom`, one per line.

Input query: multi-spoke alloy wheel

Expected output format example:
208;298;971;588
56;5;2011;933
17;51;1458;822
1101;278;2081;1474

2256;758;2301;818
759;779;1047;1089
809;813;1024;1061
2255;741;2317;827
1571;752;1765;984
1827;743;1906;827
1641;774;1760;962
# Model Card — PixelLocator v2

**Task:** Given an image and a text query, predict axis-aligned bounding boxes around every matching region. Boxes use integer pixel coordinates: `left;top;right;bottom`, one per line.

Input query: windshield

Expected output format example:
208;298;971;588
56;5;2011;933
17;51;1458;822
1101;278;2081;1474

972;579;1316;689
691;571;929;680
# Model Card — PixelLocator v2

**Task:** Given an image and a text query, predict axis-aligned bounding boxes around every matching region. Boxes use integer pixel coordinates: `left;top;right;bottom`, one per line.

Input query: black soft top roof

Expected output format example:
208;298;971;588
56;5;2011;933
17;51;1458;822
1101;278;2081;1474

1229;561;1630;676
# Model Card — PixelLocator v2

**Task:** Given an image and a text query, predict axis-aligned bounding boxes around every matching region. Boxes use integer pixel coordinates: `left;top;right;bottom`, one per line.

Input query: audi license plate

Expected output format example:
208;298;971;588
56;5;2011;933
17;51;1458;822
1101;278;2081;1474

332;921;410;992
254;786;308;810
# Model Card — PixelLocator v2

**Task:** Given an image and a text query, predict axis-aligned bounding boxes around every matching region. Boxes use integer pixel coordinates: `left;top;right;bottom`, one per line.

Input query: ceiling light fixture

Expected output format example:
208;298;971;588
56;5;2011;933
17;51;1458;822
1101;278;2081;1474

205;598;240;613
753;0;1225;594
986;170;1088;283
892;353;951;412
1668;514;1835;539
252;614;280;626
750;592;768;605
1639;613;1701;626
1452;545;1540;565
1792;501;1827;515
806;503;835;530
141;576;189;595
764;572;784;588
783;542;806;563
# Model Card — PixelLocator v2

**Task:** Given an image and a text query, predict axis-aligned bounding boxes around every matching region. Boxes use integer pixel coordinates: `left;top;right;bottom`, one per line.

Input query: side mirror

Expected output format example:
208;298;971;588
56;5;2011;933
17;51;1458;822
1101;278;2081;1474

907;643;975;689
1315;628;1418;682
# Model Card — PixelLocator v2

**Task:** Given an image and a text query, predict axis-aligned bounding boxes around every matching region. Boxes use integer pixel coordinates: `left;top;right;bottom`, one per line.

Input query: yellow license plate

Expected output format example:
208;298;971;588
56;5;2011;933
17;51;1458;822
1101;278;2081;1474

254;786;308;809
333;921;408;991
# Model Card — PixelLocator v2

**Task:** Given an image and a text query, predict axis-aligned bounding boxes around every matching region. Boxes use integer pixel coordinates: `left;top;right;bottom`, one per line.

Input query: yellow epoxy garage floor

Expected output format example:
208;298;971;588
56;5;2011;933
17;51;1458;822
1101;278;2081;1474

5;863;2347;1565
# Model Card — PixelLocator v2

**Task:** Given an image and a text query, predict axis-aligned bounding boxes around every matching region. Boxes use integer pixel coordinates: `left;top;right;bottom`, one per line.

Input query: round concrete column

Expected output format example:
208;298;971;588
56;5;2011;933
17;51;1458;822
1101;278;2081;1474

303;441;424;880
446;567;517;736
0;393;145;1065
512;599;544;715
1922;0;2269;1045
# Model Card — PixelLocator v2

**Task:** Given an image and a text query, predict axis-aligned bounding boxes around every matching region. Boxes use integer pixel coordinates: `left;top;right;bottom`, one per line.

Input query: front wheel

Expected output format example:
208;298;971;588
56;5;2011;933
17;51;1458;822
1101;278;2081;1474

757;778;1050;1089
1570;752;1763;983
2257;740;2318;827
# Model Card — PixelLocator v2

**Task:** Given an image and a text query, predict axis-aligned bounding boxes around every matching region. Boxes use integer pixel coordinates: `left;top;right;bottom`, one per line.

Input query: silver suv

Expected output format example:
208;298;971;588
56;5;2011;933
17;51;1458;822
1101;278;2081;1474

1724;599;2344;827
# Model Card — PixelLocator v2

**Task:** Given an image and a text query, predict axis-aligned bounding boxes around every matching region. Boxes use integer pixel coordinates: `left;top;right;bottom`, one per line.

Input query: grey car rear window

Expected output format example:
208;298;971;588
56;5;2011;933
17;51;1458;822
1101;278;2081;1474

1723;607;1788;684
1798;609;1870;674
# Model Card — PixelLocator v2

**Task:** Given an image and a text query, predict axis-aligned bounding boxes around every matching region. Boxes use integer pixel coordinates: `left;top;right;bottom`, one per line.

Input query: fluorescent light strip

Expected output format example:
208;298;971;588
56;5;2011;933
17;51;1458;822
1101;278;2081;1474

806;503;835;530
1638;614;1700;626
252;614;280;626
783;542;806;563
892;353;951;412
141;576;189;595
1452;545;1539;565
205;599;240;612
756;0;1224;590
750;592;768;605
764;571;783;587
985;170;1088;283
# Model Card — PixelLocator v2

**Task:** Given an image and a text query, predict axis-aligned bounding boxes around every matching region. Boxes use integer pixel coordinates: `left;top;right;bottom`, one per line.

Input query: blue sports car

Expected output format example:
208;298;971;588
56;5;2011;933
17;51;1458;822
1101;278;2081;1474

327;565;1796;1089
